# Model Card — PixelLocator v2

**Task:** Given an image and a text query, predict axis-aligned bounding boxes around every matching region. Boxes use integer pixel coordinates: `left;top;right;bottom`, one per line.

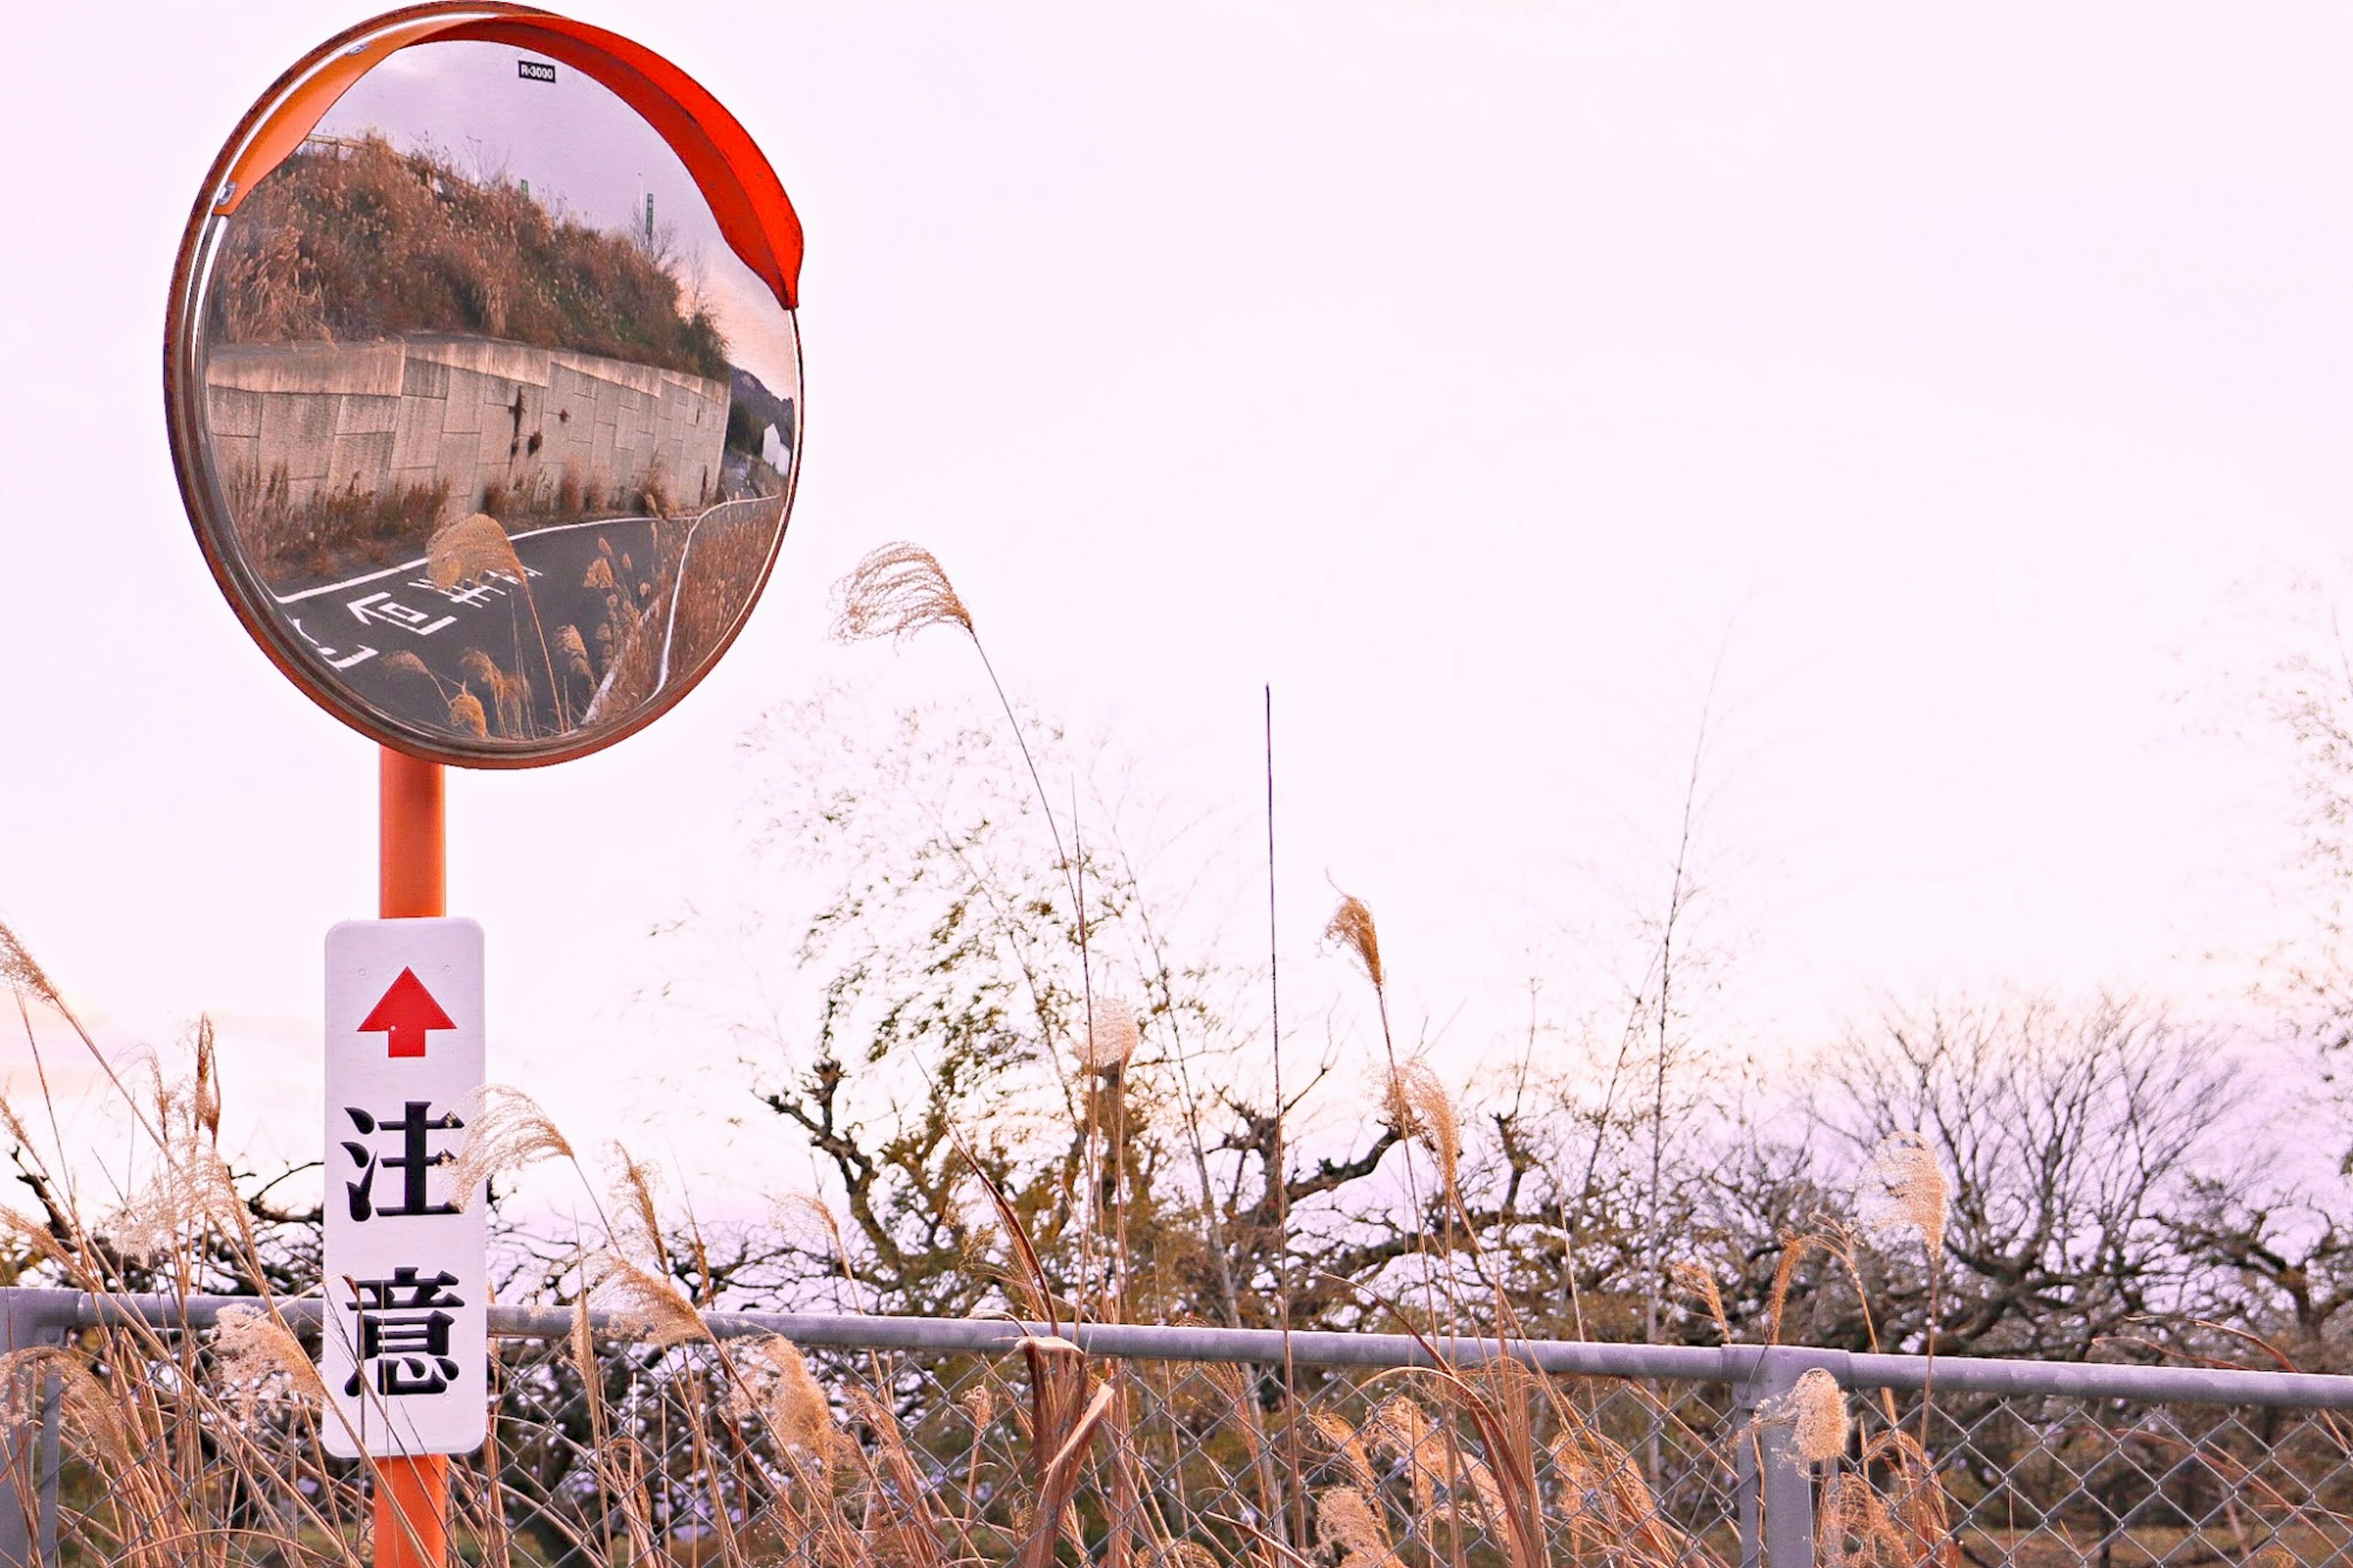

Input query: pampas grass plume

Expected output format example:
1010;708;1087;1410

828;543;974;643
597;1254;709;1347
447;1085;574;1210
449;689;488;738
213;1304;327;1408
0;920;63;1012
1325;893;1384;990
728;1336;840;1460
427;512;525;591
1076;998;1140;1075
1773;1366;1851;1464
1672;1260;1732;1343
1385;1060;1460;1195
1317;1488;1396;1568
1859;1130;1950;1257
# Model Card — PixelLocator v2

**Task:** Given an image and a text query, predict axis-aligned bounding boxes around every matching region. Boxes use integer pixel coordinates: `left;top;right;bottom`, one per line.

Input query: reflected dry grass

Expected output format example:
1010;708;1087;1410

224;463;450;586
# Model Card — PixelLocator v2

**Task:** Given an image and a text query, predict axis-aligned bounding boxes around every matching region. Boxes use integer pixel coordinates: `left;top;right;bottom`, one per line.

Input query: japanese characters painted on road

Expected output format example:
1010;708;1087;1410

165;4;806;768
322;918;487;1458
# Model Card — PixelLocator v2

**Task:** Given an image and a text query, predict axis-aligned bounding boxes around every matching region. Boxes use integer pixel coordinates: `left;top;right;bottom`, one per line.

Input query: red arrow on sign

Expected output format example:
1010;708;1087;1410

358;968;456;1058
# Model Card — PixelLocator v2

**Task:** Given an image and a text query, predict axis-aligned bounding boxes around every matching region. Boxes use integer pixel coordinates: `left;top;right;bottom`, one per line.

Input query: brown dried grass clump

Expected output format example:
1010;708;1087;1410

448;688;489;738
829;543;974;644
1317;1488;1399;1568
1819;1471;1912;1568
105;1059;250;1261
222;462;455;587
222;135;728;379
661;497;786;684
431;513;564;727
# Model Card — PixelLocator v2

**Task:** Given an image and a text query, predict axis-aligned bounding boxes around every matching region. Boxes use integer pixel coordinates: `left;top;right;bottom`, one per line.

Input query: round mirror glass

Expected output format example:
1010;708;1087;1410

170;17;801;765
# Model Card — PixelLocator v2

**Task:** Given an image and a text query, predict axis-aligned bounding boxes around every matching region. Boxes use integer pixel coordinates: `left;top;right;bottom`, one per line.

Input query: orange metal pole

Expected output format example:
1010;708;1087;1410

376;746;449;1568
379;748;445;921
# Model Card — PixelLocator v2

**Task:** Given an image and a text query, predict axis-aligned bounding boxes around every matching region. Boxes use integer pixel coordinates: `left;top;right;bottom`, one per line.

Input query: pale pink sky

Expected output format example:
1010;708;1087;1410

6;2;2352;1195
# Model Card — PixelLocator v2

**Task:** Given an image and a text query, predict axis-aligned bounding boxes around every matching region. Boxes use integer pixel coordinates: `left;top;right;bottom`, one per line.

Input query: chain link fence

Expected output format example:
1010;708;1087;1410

4;1290;2352;1567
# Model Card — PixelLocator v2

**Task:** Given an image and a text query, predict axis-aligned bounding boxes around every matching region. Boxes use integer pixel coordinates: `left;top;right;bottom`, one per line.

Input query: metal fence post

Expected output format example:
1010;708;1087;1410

0;1290;75;1568
1733;1376;1764;1568
1749;1345;1821;1568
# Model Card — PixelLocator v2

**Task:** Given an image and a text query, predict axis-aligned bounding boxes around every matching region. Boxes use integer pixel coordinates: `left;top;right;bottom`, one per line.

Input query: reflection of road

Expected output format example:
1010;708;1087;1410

270;515;669;743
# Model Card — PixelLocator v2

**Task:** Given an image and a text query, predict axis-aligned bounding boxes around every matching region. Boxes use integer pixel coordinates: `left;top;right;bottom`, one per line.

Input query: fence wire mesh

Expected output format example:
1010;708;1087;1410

16;1303;2353;1567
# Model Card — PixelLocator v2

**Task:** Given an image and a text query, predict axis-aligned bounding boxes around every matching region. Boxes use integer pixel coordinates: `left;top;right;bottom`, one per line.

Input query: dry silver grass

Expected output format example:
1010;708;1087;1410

104;1124;246;1261
191;1017;221;1145
1671;1260;1732;1342
211;1303;326;1412
1324;894;1384;990
583;556;618;592
0;1203;72;1271
446;1085;574;1211
555;623;594;684
569;1292;597;1374
1760;1366;1851;1466
1311;1410;1377;1491
458;649;530;738
726;1335;844;1462
1076;998;1141;1075
1458;1455;1509;1539
1857;1131;1950;1257
0;1347;133;1473
1316;1488;1398;1568
426;512;524;591
0;920;62;1011
610;1147;666;1262
449;689;488;738
1364;1396;1441;1514
594;1254;710;1347
828;543;974;643
1819;1471;1910;1567
1384;1059;1460;1196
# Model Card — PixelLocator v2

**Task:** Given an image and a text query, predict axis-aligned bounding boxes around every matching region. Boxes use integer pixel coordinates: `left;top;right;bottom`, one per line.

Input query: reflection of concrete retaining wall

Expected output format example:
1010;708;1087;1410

203;335;729;514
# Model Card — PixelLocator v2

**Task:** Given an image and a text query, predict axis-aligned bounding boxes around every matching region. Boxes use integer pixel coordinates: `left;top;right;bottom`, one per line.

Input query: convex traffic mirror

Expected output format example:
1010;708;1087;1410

167;4;805;765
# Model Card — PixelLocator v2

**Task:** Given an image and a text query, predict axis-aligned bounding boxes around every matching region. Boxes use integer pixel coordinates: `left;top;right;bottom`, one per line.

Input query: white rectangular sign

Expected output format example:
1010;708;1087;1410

322;918;487;1458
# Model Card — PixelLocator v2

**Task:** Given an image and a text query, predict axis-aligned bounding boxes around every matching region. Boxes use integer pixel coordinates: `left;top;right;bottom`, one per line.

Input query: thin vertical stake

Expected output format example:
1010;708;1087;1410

1266;686;1306;1545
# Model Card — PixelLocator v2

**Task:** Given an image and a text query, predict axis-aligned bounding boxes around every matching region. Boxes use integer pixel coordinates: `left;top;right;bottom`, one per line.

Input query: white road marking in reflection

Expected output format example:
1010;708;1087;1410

268;515;642;606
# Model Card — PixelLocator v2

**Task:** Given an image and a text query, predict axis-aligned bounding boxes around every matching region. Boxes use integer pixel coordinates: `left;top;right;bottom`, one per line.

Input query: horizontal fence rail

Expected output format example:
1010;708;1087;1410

5;1288;2353;1567
47;1290;2353;1408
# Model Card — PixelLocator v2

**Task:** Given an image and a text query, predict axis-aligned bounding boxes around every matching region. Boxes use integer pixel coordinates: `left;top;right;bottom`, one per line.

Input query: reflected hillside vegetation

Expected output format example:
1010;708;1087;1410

211;134;728;379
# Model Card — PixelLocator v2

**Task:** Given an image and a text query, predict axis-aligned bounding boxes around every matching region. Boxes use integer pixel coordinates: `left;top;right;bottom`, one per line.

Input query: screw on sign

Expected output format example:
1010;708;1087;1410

161;7;805;1566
